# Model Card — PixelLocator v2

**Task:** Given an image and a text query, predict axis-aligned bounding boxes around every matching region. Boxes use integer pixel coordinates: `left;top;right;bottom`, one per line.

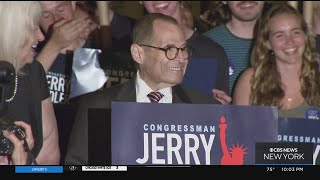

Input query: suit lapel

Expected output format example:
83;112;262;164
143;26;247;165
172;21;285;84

172;85;192;103
115;78;136;102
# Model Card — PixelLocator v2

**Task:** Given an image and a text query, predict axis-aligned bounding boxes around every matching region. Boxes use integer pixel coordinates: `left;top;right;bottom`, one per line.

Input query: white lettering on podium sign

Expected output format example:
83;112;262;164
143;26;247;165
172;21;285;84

136;133;215;165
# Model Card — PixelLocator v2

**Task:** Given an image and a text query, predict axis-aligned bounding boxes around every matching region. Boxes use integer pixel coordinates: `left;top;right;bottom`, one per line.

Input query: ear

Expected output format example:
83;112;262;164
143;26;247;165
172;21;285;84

71;1;77;11
131;44;144;65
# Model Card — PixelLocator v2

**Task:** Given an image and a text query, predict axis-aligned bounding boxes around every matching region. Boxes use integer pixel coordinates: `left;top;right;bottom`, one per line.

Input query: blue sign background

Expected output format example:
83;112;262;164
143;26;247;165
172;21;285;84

111;102;278;165
181;58;218;96
278;117;320;164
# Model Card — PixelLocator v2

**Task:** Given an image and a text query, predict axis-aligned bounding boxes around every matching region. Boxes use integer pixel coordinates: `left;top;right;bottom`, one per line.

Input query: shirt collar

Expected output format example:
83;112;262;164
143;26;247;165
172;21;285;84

136;71;172;103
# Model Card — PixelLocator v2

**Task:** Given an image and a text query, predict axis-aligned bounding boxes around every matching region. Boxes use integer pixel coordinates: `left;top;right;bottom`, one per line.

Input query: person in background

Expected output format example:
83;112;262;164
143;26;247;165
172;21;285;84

180;1;195;31
233;4;320;119
74;1;97;21
36;1;97;104
0;1;59;165
65;13;220;165
78;1;138;89
204;1;265;97
199;1;229;32
312;1;320;54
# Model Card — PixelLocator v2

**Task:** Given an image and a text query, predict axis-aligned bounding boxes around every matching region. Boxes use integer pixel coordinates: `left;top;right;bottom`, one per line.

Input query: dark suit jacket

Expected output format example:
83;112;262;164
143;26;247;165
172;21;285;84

64;78;219;165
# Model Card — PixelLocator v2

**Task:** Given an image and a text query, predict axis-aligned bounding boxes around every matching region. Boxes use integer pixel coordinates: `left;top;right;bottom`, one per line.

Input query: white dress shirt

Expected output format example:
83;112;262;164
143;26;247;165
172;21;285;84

135;71;172;103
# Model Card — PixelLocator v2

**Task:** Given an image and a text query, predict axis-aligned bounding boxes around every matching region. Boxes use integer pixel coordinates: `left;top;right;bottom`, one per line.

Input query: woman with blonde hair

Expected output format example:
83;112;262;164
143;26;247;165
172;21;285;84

0;1;59;165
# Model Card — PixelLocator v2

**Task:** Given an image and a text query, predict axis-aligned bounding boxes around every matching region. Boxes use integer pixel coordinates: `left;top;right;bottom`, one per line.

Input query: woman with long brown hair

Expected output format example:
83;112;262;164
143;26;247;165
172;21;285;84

233;4;320;119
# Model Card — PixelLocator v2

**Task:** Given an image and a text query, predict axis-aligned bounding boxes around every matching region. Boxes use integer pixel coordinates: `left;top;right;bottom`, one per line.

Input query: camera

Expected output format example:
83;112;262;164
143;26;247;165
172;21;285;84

0;117;26;155
0;61;23;156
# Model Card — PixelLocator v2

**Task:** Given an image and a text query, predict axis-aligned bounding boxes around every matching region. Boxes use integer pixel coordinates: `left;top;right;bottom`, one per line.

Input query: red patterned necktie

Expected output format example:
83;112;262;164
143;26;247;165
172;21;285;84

147;92;164;103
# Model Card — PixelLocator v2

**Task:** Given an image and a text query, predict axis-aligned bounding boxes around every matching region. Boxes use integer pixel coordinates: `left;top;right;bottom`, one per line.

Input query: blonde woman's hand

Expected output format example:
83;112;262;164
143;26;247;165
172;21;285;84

1;121;34;165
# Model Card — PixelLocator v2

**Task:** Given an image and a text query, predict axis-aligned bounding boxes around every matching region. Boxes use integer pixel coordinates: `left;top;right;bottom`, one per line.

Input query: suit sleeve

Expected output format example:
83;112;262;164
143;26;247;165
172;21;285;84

64;96;89;165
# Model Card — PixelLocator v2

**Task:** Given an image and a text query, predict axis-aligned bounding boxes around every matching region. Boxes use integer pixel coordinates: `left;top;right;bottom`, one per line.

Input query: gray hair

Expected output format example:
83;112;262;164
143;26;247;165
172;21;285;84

132;13;179;45
0;1;41;71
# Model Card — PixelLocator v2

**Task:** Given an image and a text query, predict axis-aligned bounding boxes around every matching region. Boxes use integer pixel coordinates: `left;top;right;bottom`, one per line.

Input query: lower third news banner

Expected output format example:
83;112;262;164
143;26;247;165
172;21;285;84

255;142;313;165
108;102;278;165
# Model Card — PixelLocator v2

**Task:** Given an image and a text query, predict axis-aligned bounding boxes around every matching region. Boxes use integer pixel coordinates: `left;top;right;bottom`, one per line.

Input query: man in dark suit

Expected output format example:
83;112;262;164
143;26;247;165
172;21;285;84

65;13;220;165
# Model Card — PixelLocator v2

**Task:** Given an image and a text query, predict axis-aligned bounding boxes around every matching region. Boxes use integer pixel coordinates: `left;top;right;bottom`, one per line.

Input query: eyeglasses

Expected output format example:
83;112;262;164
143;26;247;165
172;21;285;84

139;44;192;60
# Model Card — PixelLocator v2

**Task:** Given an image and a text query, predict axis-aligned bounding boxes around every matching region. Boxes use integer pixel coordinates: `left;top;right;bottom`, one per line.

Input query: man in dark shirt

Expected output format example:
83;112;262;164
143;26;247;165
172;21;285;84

36;1;97;104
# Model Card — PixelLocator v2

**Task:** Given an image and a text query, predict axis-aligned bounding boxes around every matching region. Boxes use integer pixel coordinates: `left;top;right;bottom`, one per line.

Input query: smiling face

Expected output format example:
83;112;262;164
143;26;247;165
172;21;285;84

18;23;44;68
268;13;305;65
138;19;188;90
227;1;264;22
142;1;180;17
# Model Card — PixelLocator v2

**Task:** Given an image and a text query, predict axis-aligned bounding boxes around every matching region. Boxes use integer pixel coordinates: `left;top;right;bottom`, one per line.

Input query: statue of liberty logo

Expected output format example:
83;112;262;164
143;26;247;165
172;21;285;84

219;116;248;165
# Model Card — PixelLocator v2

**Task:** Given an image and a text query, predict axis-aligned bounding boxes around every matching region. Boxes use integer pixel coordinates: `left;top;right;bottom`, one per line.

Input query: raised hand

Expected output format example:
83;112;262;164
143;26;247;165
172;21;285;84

48;17;96;51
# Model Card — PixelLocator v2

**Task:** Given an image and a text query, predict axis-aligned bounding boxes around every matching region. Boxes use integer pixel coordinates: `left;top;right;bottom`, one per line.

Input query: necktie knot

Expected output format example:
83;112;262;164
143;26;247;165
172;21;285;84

147;91;164;103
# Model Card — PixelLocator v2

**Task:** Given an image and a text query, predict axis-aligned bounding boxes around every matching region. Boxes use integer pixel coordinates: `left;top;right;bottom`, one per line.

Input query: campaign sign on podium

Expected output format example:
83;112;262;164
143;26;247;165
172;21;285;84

111;102;278;165
278;117;320;164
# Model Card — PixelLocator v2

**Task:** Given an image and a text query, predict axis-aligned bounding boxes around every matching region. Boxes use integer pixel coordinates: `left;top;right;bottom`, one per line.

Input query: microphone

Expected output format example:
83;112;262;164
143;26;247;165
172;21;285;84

0;61;15;117
0;61;15;84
